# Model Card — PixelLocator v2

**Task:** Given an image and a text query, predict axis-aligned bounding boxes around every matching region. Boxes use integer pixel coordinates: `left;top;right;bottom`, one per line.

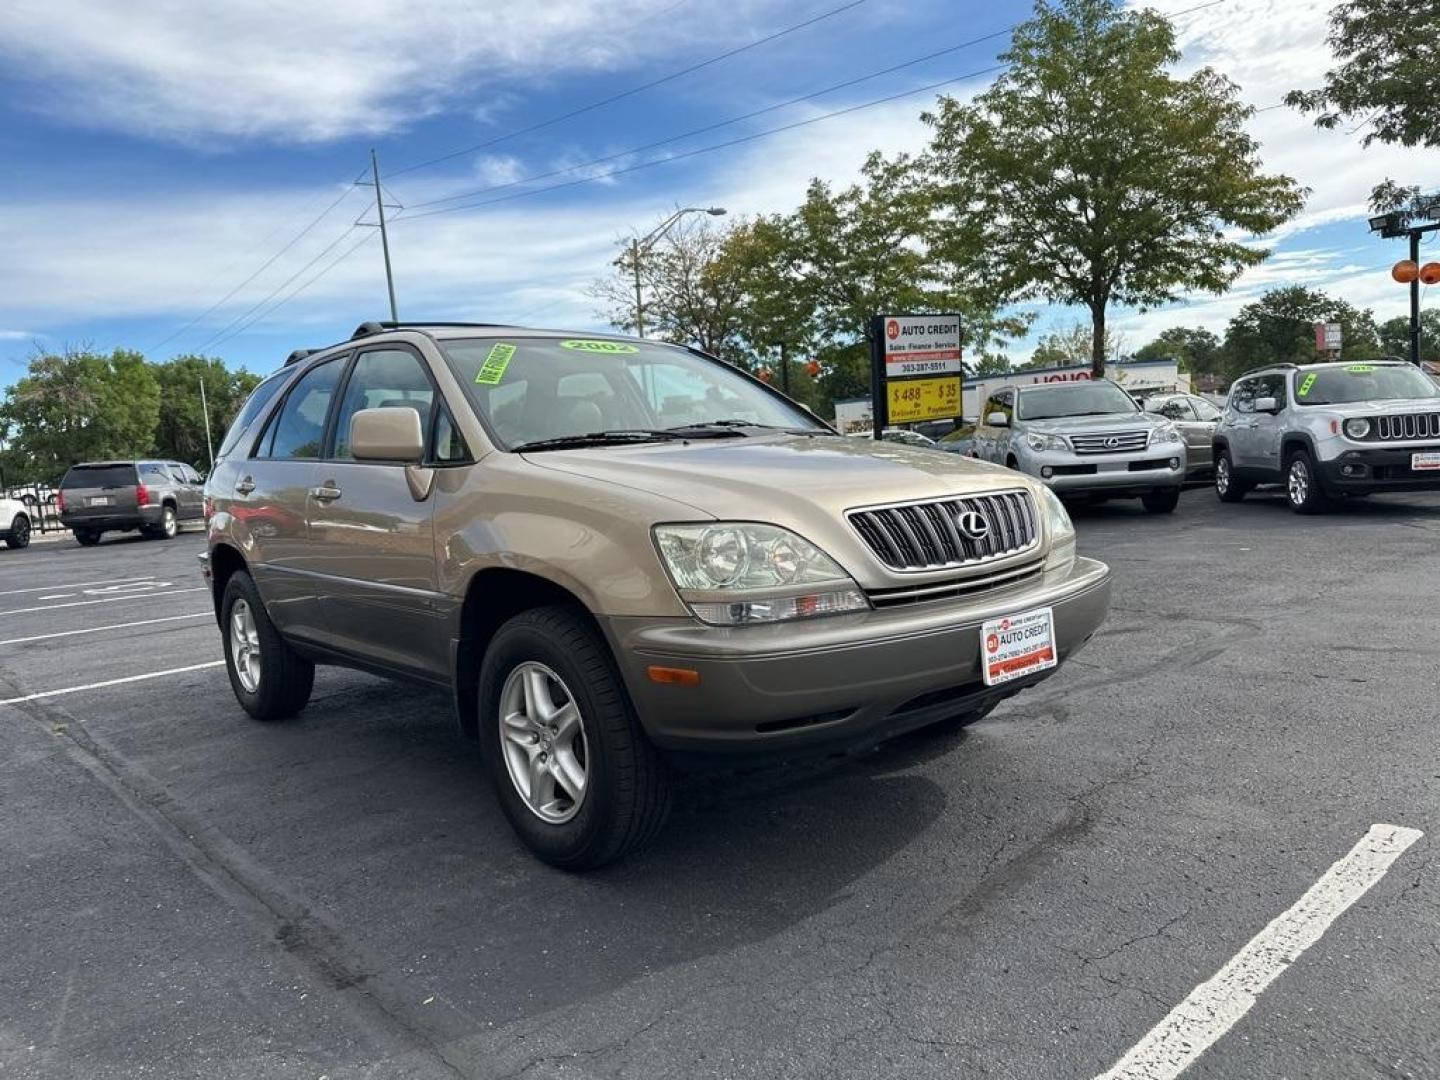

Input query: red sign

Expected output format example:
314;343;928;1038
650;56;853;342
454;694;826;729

886;319;901;341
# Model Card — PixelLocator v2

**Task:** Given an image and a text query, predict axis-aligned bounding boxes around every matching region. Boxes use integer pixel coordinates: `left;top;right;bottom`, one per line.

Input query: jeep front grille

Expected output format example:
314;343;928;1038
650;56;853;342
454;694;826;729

1374;413;1440;441
1067;430;1150;454
848;490;1038;571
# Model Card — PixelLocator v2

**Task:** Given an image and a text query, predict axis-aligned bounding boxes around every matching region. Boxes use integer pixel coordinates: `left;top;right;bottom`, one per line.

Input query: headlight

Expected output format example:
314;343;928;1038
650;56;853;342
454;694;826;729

1025;431;1068;452
1344;418;1371;439
1038;486;1076;573
1150;423;1182;444
654;523;869;625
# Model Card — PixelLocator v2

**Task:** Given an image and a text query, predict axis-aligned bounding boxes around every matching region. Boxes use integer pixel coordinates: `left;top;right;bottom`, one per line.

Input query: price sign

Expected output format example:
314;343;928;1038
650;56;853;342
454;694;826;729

886;376;962;423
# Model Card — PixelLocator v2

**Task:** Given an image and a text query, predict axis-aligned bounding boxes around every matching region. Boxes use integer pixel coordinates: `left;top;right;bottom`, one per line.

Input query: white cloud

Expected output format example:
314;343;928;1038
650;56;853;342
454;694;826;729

0;330;37;341
0;0;785;143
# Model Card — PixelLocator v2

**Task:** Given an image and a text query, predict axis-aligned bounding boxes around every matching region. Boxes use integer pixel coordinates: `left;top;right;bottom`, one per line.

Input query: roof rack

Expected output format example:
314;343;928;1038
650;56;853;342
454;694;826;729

284;348;318;366
350;320;515;340
1236;361;1301;379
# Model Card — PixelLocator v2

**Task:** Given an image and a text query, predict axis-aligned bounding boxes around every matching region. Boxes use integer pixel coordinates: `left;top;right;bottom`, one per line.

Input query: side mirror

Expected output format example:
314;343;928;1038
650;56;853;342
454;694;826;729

986;410;1010;427
351;407;425;463
1253;396;1279;414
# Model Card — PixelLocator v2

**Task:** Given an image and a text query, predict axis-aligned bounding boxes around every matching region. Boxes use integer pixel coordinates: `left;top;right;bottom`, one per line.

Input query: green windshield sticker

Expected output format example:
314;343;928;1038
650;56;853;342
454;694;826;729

1344;364;1376;373
560;339;639;354
1298;373;1317;396
475;342;516;385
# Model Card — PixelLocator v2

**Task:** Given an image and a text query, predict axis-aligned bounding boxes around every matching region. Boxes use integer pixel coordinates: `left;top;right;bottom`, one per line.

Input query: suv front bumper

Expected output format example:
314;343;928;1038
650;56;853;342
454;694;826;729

602;557;1110;755
1320;443;1440;494
1019;447;1185;495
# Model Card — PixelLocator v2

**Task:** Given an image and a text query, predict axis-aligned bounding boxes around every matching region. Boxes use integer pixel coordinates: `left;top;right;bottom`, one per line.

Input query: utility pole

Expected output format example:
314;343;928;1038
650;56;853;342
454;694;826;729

627;206;727;339
631;239;645;338
1370;193;1439;366
370;148;399;322
198;376;215;471
776;341;790;396
1409;229;1422;366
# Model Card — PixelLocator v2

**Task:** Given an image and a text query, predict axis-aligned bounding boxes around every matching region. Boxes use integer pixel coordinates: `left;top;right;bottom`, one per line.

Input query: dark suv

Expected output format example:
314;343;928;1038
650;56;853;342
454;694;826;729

59;460;205;545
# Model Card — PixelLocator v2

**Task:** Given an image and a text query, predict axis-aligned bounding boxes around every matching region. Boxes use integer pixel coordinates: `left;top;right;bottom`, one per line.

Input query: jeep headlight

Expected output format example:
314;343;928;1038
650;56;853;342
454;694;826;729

654;523;869;625
1343;417;1371;439
1038;486;1076;573
1150;423;1182;445
1025;431;1068;452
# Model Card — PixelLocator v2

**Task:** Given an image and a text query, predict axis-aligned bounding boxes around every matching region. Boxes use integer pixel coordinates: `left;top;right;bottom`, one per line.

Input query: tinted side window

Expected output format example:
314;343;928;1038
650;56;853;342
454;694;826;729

263;359;341;460
1260;374;1288;409
332;348;434;460
217;371;290;460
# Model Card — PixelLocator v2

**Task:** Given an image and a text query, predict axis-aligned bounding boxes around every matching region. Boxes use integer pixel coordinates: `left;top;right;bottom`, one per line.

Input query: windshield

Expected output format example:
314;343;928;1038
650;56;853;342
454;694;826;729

1293;364;1438;406
1016;381;1139;420
439;337;824;450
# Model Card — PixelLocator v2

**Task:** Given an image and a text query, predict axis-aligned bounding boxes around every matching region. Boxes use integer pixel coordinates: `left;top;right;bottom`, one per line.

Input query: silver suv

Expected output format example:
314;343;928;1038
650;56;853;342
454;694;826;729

972;379;1187;513
1214;360;1440;513
202;322;1112;868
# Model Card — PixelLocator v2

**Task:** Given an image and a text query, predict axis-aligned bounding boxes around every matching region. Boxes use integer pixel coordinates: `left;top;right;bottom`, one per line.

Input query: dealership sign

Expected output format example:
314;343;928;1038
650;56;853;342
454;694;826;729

881;315;963;377
868;313;964;435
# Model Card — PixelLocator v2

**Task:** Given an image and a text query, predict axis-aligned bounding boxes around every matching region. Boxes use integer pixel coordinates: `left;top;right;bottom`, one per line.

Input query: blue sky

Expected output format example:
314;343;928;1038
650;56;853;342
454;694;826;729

2;0;1437;380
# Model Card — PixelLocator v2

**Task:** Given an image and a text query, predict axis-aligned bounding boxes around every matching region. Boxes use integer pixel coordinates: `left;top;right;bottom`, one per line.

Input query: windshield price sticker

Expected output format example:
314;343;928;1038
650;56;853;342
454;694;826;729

981;607;1058;686
475;342;516;385
887;376;961;423
882;315;962;377
1298;373;1317;397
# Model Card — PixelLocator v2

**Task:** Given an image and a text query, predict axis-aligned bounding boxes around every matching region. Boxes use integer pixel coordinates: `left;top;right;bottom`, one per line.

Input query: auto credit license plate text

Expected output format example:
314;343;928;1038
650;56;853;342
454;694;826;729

981;606;1057;686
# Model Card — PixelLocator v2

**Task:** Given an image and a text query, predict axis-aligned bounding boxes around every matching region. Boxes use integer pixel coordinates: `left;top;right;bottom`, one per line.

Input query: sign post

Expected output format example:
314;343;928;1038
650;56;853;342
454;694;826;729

868;314;963;439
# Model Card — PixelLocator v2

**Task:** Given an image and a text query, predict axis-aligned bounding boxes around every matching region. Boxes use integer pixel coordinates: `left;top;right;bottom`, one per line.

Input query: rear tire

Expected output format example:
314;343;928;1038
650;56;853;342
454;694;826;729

221;570;314;721
1214;450;1248;503
146;505;178;539
74;529;101;547
5;514;30;549
478;605;671;870
1285;449;1332;514
1141;487;1180;514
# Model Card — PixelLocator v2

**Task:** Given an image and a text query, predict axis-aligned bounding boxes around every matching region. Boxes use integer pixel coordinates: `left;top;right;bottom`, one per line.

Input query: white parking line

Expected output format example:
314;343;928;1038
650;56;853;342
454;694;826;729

1094;823;1424;1080
0;612;211;647
0;661;225;705
0;587;205;617
0;575;154;597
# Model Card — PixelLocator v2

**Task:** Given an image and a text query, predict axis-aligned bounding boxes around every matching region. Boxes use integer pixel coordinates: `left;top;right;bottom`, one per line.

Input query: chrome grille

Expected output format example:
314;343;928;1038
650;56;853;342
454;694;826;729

1068;430;1150;454
1375;413;1440;441
847;490;1038;571
866;559;1045;607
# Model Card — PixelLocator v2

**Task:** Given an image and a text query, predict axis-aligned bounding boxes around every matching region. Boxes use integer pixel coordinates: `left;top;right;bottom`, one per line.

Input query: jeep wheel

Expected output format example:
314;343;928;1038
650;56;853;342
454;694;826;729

1214;451;1248;503
1285;450;1331;514
479;606;671;870
221;570;314;721
1141;488;1181;514
5;514;30;549
74;529;101;546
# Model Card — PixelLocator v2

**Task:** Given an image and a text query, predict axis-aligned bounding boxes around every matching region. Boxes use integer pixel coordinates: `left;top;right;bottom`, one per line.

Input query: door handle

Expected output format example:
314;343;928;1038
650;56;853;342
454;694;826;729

235;476;255;495
309;484;342;501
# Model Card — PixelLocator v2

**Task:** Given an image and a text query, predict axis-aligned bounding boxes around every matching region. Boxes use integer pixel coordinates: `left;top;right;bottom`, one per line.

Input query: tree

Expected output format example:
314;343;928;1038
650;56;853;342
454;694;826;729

152;356;262;468
0;348;161;481
1022;321;1125;369
1379;311;1440;362
971;352;1013;376
1134;326;1223;374
919;0;1305;377
1285;0;1440;152
1220;286;1382;380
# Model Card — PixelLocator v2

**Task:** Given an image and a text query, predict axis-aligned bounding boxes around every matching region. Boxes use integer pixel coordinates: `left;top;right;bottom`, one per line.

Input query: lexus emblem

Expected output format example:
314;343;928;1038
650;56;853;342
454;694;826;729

956;510;990;541
1104;435;1121;448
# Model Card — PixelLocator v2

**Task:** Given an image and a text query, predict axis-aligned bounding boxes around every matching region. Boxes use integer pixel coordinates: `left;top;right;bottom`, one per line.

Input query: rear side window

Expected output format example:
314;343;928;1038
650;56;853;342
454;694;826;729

61;464;137;489
139;463;170;484
217;371;290;460
260;359;342;460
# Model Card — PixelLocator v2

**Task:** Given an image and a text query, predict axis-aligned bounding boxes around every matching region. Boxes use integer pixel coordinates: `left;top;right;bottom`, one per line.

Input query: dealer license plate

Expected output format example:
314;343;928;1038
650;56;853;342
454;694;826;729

88;496;111;506
1411;453;1440;472
981;606;1057;687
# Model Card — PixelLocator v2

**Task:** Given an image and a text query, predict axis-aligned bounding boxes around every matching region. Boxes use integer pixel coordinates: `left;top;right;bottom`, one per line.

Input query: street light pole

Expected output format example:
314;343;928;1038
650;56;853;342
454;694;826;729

628;206;726;338
1410;229;1422;367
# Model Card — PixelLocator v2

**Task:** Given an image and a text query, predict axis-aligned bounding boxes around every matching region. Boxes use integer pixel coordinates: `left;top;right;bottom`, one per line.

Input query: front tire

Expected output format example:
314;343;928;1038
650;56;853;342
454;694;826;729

5;514;30;549
1286;449;1332;514
478;606;671;870
1141;488;1180;514
1214;451;1248;503
221;570;314;721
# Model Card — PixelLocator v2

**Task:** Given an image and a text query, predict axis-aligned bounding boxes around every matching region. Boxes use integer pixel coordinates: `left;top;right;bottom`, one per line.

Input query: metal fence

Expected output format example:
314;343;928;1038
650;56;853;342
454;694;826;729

8;483;65;533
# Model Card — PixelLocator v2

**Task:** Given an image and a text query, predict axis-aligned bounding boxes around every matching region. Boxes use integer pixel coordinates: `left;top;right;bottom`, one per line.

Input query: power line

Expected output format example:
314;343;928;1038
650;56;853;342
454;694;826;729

148;179;363;353
406;26;1015;211
385;0;871;178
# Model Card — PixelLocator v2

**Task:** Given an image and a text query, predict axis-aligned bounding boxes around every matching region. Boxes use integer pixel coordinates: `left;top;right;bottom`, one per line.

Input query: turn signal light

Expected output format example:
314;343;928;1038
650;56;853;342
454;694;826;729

647;665;701;686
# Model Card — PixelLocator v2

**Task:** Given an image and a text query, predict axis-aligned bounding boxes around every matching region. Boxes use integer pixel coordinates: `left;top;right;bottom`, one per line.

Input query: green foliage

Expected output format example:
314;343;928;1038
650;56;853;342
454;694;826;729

919;0;1305;376
1219;286;1382;380
971;352;1013;376
1285;0;1440;151
1378;312;1440;363
152;355;263;466
1134;326;1223;374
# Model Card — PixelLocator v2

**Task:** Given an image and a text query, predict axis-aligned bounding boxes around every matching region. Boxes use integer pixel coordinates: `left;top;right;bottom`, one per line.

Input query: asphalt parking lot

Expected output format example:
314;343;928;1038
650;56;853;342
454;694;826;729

1;489;1436;1080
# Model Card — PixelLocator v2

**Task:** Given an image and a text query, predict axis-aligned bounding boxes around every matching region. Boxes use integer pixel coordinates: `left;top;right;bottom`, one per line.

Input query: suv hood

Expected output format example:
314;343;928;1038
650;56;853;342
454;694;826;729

1302;396;1440;417
525;434;1033;523
1021;412;1163;434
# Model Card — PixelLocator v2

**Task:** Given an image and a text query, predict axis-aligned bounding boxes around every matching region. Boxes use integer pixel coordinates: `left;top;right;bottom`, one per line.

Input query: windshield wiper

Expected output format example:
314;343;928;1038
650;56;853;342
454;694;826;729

667;419;827;436
511;430;690;453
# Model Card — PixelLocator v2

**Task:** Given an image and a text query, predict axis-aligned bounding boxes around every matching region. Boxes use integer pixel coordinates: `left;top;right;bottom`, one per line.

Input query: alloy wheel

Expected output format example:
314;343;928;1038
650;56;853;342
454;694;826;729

229;598;262;693
1215;456;1230;495
498;661;589;825
1288;459;1310;506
